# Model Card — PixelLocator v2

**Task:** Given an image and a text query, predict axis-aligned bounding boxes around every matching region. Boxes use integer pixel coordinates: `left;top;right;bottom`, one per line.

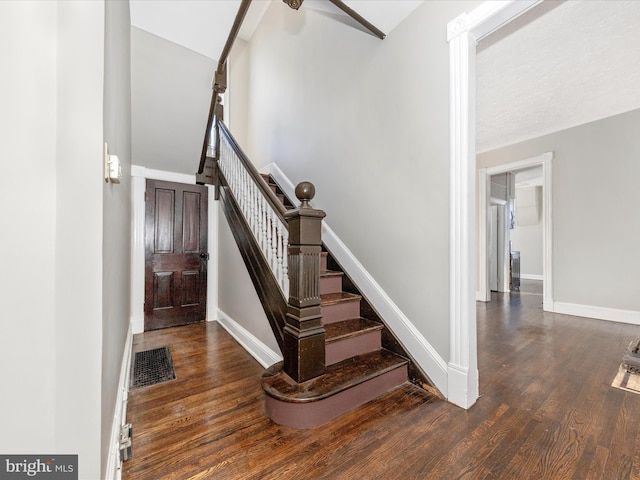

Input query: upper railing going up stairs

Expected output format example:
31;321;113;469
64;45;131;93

195;0;387;387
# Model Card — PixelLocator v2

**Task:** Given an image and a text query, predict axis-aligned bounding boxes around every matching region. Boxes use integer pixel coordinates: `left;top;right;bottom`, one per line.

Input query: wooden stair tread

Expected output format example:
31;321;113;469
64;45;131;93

320;269;343;278
262;349;408;403
325;318;383;343
321;292;361;306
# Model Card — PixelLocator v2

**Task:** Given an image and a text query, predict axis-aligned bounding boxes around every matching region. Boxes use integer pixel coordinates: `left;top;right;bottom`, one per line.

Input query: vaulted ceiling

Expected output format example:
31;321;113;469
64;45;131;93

129;0;423;60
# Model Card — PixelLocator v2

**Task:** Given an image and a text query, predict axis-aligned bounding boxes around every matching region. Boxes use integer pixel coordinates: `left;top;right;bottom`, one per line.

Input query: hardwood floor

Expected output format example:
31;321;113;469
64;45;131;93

123;293;640;479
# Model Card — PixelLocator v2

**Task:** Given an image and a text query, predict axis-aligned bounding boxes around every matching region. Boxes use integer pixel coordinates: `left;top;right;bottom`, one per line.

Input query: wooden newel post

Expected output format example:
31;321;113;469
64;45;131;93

283;182;327;383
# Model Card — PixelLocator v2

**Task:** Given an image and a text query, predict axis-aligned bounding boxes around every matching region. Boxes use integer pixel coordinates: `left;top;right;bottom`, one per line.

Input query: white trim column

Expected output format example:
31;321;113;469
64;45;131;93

447;21;478;409
477;168;490;302
446;0;542;409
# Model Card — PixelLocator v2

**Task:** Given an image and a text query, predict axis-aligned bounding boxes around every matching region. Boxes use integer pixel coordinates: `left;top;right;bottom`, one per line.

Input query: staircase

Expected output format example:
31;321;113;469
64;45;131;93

259;174;410;429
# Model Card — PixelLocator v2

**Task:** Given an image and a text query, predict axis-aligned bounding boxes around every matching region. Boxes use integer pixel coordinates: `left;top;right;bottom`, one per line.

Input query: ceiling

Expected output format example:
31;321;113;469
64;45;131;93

129;0;423;61
477;0;640;153
130;0;640;155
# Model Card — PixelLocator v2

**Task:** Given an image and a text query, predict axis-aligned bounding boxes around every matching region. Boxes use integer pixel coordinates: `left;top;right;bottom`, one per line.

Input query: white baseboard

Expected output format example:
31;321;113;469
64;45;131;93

447;363;479;409
521;274;544;281
554;302;640;326
106;320;133;480
216;309;283;368
261;163;449;397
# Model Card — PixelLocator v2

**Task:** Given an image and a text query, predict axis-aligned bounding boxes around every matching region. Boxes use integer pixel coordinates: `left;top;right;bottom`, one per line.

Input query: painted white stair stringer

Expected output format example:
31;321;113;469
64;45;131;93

261;163;449;397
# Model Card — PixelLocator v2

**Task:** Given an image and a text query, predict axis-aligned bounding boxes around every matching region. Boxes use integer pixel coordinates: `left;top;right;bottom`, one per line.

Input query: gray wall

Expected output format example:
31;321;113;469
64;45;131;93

102;0;132;476
478;108;640;312
131;27;215;174
217;204;281;355
230;0;480;361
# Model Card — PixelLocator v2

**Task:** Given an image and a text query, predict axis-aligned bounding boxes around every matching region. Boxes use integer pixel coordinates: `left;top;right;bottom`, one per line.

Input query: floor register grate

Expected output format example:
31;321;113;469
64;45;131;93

130;346;176;389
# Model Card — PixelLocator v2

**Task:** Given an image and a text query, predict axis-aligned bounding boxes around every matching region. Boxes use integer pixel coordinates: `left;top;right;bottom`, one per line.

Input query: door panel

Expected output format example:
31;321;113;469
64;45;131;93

145;180;208;331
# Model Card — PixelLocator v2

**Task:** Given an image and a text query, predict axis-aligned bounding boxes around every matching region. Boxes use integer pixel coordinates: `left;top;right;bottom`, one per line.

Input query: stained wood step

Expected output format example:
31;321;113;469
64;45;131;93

325;318;383;365
320;269;344;295
262;349;408;428
321;292;361;324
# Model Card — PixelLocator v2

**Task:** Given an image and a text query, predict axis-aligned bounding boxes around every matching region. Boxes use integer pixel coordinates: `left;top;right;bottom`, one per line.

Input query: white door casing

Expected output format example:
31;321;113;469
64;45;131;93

447;0;543;409
478;153;553;310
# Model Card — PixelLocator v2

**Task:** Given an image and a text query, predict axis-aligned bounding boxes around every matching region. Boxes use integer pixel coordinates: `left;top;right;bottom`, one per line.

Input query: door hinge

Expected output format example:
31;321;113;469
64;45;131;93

119;423;133;462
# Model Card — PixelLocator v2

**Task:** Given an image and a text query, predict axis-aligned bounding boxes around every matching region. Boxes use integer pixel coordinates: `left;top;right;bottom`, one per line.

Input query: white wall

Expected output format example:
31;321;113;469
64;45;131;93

0;2;119;477
228;38;250;149
55;2;105;478
131;27;215;174
0;0;58;453
102;0;132;476
233;0;480;361
478;108;640;313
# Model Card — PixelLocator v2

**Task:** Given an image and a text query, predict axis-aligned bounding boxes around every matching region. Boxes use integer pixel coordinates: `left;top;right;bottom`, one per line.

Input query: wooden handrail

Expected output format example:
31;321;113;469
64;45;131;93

327;0;386;39
198;0;253;174
218;122;288;221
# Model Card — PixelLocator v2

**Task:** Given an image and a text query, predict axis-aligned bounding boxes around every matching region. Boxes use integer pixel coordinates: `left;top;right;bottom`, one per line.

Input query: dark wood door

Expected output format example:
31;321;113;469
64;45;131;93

145;180;208;331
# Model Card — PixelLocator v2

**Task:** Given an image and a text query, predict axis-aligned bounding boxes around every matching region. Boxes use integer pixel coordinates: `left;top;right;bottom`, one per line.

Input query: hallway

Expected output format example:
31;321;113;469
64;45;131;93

123;292;640;479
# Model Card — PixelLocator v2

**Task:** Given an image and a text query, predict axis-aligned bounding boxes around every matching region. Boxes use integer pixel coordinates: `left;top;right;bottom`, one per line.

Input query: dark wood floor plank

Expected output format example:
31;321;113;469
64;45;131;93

123;291;640;480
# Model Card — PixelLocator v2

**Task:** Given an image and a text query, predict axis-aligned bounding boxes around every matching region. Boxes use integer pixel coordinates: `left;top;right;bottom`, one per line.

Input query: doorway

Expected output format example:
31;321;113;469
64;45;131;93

478;152;553;310
144;179;209;331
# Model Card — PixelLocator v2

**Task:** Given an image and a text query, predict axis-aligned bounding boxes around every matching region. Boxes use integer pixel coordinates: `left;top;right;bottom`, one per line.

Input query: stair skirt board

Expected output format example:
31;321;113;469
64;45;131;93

263;362;408;429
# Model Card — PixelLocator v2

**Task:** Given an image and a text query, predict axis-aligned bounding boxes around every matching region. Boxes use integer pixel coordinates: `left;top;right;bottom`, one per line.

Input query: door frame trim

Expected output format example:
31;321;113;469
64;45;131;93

446;0;542;409
131;165;217;334
477;152;554;310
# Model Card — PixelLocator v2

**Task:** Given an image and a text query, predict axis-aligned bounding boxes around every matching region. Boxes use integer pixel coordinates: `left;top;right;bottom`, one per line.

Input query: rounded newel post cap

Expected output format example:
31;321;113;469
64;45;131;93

295;181;315;208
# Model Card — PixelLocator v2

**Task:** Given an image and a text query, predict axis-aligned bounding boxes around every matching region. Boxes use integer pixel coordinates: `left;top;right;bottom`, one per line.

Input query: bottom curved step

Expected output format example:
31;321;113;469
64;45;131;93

262;349;408;428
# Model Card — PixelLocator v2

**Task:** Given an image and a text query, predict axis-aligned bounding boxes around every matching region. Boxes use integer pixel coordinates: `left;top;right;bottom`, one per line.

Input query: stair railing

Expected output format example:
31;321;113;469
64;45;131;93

214;121;327;383
217;123;290;296
196;0;331;384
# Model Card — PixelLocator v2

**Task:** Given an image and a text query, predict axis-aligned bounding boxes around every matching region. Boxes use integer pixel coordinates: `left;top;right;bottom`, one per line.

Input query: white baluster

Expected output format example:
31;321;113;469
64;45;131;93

282;227;289;296
271;215;278;273
276;222;283;287
266;210;274;266
260;197;267;252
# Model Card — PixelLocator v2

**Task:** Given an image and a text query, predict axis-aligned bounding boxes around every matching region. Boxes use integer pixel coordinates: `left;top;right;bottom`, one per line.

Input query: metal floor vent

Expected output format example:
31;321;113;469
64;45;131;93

131;346;176;389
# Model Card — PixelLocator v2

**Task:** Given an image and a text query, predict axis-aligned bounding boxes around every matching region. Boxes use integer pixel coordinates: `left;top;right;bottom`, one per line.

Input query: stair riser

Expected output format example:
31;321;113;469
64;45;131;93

321;301;361;324
320;254;327;272
264;365;408;429
326;331;381;366
320;275;343;295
